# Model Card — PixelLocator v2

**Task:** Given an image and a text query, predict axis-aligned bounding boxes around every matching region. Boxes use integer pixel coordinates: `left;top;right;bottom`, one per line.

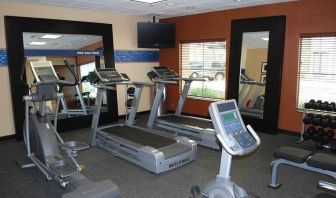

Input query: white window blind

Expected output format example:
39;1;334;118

181;41;226;100
297;36;336;108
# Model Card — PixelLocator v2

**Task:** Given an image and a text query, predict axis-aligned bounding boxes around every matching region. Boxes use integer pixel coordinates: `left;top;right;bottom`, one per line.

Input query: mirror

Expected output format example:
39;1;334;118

23;32;107;120
238;31;269;119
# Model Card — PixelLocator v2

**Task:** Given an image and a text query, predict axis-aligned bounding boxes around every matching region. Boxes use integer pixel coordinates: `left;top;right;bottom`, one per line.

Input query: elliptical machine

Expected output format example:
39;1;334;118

191;99;260;198
16;59;119;198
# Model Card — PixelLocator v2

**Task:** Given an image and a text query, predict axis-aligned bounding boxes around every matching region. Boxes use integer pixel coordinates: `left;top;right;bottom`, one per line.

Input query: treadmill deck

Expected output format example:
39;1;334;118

100;125;176;149
159;114;214;129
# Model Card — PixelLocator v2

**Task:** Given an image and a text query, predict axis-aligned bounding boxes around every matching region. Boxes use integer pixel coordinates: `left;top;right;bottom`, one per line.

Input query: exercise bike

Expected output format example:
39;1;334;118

191;99;261;198
16;61;119;197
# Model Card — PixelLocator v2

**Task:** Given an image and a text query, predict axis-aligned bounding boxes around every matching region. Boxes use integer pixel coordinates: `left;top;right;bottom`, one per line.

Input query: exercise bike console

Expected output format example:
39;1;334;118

209;100;260;156
194;99;260;198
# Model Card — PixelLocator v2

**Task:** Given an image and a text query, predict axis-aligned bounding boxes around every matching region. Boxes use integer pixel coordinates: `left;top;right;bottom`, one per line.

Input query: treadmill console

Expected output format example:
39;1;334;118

95;68;129;83
152;67;179;79
209;99;260;155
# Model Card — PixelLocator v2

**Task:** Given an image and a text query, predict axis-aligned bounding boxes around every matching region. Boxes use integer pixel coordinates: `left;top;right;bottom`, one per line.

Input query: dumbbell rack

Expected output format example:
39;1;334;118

297;107;336;149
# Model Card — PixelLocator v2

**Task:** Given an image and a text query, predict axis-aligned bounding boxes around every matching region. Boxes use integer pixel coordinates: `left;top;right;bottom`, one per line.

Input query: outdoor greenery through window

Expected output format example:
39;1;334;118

297;36;336;108
181;41;226;99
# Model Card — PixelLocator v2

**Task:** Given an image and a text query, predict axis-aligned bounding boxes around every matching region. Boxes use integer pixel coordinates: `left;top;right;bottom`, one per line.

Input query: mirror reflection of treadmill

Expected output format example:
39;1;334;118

147;66;220;150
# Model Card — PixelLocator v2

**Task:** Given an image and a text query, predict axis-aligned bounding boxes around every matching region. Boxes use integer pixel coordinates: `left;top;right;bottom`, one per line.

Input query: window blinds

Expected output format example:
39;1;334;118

297;36;336;108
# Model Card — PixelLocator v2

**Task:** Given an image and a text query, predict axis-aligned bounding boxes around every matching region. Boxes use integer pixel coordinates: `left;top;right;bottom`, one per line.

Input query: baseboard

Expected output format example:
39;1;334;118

278;129;300;137
118;110;150;119
0;134;15;141
167;110;210;119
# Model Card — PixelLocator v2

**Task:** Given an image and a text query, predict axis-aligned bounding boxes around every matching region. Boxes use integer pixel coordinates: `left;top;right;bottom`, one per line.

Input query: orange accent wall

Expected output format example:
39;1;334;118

160;0;336;133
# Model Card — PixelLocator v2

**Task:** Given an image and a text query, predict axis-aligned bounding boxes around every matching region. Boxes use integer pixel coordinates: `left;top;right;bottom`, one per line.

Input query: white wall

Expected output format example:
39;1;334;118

0;1;157;137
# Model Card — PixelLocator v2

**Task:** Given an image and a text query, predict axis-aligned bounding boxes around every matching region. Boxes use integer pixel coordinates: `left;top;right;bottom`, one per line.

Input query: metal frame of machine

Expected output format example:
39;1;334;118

90;68;197;174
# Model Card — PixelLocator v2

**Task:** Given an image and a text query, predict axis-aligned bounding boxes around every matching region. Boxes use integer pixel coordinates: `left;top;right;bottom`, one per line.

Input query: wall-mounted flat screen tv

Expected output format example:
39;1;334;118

137;22;176;48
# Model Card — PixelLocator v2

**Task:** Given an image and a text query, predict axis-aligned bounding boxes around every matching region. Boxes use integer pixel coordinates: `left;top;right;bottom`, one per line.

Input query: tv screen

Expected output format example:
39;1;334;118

137;22;176;48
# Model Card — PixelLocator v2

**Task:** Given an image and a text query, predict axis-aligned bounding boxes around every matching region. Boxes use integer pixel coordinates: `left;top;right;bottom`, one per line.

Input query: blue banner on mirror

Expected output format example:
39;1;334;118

24;50;103;57
0;50;8;66
0;50;159;66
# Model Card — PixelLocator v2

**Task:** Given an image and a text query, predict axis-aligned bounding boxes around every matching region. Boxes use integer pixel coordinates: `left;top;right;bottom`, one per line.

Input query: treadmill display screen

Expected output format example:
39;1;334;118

153;67;171;76
97;69;123;82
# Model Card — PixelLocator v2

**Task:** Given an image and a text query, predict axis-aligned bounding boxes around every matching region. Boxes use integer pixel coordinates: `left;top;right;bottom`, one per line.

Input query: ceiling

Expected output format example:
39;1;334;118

23;33;102;49
242;31;269;49
3;0;297;18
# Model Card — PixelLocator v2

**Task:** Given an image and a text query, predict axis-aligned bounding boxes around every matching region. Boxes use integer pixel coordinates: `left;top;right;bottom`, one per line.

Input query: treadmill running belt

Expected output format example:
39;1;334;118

159;115;214;129
101;126;176;149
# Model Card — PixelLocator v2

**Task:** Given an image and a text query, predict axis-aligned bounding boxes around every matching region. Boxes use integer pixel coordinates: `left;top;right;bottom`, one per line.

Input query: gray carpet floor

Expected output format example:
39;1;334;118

0;114;335;198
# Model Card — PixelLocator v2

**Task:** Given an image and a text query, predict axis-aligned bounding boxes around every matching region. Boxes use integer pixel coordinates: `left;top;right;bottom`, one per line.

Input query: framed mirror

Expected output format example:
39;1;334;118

5;16;117;140
227;16;286;134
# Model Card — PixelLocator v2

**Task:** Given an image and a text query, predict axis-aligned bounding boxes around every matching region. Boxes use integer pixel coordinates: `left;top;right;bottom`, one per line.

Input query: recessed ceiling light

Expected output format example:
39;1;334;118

132;0;165;3
166;2;177;6
29;41;47;46
234;0;243;2
186;6;194;10
40;34;62;39
260;37;269;41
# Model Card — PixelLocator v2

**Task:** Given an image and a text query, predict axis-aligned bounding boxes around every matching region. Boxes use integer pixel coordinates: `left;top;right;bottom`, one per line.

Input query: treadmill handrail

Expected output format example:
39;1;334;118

240;80;265;86
152;77;209;83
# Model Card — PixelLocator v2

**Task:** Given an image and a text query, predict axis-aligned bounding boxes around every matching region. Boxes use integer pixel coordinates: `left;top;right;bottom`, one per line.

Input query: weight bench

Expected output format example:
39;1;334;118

269;146;336;192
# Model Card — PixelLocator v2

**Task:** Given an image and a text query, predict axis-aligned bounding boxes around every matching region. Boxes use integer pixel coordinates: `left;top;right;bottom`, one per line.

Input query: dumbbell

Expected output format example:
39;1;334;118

329;117;336;129
320;115;332;127
331;141;336;153
315;128;326;149
326;129;335;139
307;126;319;142
313;100;323;110
304;99;316;109
326;102;335;111
302;114;313;125
125;98;133;107
311;114;322;126
319;101;329;111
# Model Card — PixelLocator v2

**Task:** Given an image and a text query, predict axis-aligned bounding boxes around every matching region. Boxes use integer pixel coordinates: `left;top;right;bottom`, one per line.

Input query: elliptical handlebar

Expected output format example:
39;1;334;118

63;59;79;86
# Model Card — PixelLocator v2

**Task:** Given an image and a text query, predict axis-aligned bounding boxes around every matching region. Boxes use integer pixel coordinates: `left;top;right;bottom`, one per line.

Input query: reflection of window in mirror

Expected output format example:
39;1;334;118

80;62;97;98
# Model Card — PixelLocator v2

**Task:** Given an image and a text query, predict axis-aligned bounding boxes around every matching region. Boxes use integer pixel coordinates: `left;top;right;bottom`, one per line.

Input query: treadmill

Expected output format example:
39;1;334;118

147;67;220;150
90;68;197;174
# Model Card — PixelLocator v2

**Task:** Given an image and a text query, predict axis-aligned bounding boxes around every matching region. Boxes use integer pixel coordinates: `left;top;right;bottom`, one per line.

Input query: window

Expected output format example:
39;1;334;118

181;41;226;100
297;36;336;108
79;62;97;98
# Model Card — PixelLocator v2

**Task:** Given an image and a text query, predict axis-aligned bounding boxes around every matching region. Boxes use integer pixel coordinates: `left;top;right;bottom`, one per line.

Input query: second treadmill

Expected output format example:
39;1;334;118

147;67;220;150
90;68;197;174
